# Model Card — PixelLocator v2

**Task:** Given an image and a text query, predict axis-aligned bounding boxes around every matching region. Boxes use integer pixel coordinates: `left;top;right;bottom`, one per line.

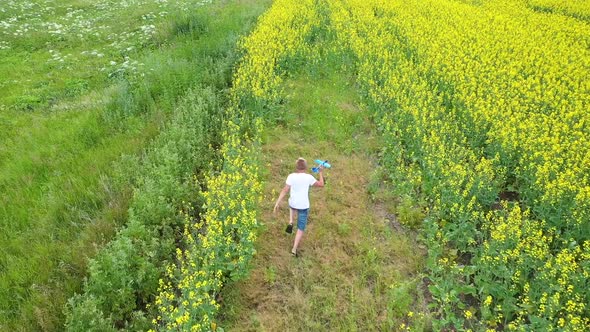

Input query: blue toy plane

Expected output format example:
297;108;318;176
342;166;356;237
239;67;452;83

311;159;331;173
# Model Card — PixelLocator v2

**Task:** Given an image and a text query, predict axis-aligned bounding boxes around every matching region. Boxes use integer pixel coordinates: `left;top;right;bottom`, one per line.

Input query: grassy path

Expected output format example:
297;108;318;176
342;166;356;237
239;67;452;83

220;71;427;330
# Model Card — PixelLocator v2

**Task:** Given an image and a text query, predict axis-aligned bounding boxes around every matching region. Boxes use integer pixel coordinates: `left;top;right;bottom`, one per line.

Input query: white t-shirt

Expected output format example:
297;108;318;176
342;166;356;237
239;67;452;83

286;172;317;209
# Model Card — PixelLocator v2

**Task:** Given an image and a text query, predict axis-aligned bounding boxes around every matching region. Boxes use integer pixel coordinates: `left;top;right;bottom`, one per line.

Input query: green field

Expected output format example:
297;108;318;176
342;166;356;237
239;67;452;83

0;0;271;330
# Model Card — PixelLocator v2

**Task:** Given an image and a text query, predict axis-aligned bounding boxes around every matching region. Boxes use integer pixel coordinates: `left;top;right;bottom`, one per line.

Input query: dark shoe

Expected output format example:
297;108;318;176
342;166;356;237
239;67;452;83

285;224;293;234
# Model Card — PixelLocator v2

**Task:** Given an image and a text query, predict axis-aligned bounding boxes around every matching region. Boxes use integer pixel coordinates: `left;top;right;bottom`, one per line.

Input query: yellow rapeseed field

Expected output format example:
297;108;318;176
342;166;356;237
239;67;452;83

327;0;589;330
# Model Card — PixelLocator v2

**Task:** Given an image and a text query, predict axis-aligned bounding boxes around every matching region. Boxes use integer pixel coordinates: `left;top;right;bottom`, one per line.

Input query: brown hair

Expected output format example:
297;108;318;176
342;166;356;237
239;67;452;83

296;158;307;171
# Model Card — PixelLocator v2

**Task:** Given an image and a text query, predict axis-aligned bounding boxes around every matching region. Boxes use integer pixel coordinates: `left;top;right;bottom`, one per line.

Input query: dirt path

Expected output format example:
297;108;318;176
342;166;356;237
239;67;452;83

221;72;425;331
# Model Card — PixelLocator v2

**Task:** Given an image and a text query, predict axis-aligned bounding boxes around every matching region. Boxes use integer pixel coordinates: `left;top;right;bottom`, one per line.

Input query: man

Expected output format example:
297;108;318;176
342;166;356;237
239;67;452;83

273;158;324;257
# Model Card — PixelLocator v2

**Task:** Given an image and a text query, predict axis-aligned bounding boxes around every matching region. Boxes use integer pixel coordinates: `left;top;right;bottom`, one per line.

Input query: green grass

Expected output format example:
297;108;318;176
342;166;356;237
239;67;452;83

0;0;213;110
0;82;155;332
0;0;272;330
220;66;431;330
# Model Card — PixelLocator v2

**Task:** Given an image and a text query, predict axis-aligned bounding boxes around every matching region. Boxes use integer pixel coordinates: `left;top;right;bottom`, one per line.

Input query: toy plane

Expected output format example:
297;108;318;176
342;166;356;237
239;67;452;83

311;159;331;173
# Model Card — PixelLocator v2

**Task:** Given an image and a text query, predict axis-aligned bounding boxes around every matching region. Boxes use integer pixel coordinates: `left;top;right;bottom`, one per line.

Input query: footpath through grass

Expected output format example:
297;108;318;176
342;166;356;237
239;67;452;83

220;70;430;330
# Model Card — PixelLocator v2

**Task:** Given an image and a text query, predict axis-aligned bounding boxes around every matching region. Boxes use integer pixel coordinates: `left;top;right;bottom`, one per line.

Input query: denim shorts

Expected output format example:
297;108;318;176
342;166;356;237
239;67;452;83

291;207;309;231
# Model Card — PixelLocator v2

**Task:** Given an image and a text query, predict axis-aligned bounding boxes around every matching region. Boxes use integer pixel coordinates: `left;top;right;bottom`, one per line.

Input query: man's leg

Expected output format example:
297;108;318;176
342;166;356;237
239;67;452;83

292;229;304;254
289;208;294;225
291;208;308;255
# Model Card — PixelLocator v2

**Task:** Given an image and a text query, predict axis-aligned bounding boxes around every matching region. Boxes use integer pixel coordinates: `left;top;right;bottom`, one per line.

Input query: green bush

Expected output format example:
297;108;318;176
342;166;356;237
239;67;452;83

65;295;116;332
65;88;220;329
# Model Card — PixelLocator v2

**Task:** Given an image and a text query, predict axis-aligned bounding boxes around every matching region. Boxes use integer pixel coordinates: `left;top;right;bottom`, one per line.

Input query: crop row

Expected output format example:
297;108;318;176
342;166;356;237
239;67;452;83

232;0;321;105
150;117;262;331
327;0;589;330
528;0;590;21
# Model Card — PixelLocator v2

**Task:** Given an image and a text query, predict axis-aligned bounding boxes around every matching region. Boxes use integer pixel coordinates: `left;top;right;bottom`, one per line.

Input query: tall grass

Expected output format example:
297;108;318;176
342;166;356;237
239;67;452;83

0;0;271;330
